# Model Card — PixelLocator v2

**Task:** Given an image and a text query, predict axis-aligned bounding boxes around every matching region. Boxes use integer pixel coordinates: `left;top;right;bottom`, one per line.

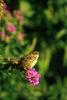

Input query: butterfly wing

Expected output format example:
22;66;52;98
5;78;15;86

18;51;39;69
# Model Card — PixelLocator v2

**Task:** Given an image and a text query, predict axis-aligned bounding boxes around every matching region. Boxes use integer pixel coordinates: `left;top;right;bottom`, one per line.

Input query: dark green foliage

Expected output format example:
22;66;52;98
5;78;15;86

0;0;67;100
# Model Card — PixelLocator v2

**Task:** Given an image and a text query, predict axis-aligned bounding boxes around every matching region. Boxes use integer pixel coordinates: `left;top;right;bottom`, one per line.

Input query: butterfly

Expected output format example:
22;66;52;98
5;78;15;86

18;51;39;69
0;51;39;70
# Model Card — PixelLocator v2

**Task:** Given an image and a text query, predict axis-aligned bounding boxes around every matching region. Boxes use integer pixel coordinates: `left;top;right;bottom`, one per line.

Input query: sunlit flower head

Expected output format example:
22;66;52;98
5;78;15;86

13;10;24;22
16;32;26;42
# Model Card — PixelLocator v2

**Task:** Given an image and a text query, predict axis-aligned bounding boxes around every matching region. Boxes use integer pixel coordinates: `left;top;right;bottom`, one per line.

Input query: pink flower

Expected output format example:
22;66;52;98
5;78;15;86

13;10;24;25
13;10;24;21
24;68;41;86
0;32;3;35
6;22;16;33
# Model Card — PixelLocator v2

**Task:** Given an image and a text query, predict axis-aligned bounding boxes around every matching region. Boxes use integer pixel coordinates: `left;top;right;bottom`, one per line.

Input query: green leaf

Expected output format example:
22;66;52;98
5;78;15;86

56;29;66;40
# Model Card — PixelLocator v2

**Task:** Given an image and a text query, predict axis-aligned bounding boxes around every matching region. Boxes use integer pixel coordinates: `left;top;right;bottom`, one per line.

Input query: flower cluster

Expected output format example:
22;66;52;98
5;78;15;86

13;10;24;24
0;1;41;86
24;68;41;86
0;1;25;43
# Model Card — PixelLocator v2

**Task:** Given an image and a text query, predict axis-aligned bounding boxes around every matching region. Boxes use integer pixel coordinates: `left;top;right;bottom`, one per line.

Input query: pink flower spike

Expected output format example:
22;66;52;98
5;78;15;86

24;68;41;86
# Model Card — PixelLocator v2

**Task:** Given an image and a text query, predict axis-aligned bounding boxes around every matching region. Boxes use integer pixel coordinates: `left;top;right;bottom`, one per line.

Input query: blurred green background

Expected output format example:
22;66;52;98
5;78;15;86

0;0;67;100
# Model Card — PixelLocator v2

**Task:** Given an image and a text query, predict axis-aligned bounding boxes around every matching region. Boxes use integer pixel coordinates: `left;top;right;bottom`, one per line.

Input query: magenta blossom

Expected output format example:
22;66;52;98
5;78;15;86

6;22;16;33
0;32;3;35
24;68;41;86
